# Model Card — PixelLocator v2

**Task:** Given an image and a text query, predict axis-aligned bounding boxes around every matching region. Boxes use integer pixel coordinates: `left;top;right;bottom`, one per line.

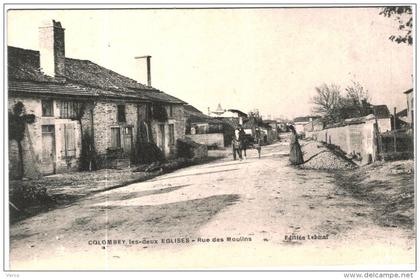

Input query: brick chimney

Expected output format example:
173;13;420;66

39;20;65;78
134;55;152;87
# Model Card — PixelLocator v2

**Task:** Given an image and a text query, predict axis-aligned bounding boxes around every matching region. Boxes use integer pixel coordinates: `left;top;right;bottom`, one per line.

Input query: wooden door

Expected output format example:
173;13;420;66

123;127;133;154
41;125;56;175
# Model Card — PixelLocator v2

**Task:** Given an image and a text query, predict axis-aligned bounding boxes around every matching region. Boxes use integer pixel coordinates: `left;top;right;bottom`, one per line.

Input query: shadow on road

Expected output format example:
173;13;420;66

152;168;239;182
104;185;191;202
79;194;242;239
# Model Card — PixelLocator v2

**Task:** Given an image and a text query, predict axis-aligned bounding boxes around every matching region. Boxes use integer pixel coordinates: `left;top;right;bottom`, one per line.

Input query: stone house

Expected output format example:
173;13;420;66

403;88;414;127
8;20;186;179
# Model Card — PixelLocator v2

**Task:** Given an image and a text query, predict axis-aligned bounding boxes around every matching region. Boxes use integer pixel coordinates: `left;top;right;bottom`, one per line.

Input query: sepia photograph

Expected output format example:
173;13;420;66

4;4;415;271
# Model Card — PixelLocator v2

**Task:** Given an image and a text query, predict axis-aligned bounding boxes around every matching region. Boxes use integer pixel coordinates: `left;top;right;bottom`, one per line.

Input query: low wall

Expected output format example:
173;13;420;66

185;133;224;148
306;119;377;164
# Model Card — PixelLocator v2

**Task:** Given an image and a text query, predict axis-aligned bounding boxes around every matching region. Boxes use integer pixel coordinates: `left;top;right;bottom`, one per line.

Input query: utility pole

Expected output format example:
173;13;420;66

393;107;397;153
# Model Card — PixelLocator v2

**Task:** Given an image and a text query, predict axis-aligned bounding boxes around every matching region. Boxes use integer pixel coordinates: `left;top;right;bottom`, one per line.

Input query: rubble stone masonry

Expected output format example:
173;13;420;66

8;96;186;178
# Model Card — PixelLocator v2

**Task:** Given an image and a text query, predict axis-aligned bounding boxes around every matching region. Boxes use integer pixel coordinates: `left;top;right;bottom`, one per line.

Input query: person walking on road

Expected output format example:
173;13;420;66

232;127;242;160
254;128;262;159
288;125;304;165
238;125;247;160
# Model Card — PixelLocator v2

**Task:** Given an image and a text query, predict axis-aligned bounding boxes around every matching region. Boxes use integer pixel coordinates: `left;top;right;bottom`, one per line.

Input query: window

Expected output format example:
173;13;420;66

145;104;152;121
169;124;175;145
60;101;79;119
42;125;54;133
111;127;121;148
117;105;126;122
169;105;173;118
42;100;53;116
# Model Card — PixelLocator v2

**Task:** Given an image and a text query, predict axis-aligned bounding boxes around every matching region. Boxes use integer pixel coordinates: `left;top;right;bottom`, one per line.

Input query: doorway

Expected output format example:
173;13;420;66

41;125;56;175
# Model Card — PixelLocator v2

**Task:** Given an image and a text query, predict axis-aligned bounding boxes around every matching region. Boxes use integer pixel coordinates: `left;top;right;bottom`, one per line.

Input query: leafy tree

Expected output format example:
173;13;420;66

380;6;413;45
9;102;35;179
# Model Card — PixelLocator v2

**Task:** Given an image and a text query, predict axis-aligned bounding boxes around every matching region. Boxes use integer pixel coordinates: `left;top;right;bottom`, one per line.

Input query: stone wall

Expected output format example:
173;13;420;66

92;101;138;155
306;119;377;164
150;104;185;159
8;96;186;178
185;133;224;148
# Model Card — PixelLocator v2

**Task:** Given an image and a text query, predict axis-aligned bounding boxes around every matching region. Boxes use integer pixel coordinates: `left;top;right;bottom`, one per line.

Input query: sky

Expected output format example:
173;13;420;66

7;8;413;119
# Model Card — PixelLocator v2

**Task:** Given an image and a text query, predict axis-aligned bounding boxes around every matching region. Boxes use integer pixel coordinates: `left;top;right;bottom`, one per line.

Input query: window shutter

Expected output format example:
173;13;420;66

58;123;66;157
65;123;76;157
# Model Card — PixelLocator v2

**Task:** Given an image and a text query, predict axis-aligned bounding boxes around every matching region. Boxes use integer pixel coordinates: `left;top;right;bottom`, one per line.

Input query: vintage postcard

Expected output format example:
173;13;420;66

4;4;415;271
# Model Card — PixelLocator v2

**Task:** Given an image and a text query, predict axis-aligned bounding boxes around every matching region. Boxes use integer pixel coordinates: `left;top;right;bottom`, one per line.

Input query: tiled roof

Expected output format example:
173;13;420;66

8;80;154;100
293;116;320;123
373;105;391;119
9;80;93;97
184;104;225;124
8;46;185;104
184;104;204;114
227;109;247;118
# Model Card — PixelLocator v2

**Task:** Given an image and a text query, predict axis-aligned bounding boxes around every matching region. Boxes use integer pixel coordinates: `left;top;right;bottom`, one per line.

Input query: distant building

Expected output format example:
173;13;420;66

304;118;324;133
209;103;226;116
293;116;321;135
185;104;235;147
208;103;247;126
262;120;279;142
404;88;414;127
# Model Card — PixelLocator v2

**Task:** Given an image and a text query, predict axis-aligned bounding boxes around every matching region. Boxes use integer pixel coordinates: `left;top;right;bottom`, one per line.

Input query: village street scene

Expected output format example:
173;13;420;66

6;7;414;270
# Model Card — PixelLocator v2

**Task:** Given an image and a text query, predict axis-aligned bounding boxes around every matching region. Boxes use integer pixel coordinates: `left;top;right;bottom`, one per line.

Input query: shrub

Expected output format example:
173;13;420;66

10;183;54;210
133;141;165;164
79;131;98;171
177;138;208;159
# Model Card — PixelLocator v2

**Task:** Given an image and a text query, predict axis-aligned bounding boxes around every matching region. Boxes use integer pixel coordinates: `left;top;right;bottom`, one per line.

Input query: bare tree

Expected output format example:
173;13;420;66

247;109;263;136
312;82;373;124
311;83;343;123
344;81;372;117
345;81;369;103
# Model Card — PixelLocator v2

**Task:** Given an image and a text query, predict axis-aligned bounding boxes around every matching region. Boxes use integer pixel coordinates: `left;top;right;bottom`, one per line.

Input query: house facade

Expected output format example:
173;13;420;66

404;88;414;127
8;20;186;179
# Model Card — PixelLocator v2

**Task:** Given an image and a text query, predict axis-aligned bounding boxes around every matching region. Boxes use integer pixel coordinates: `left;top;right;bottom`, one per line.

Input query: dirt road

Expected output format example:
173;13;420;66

9;142;414;269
